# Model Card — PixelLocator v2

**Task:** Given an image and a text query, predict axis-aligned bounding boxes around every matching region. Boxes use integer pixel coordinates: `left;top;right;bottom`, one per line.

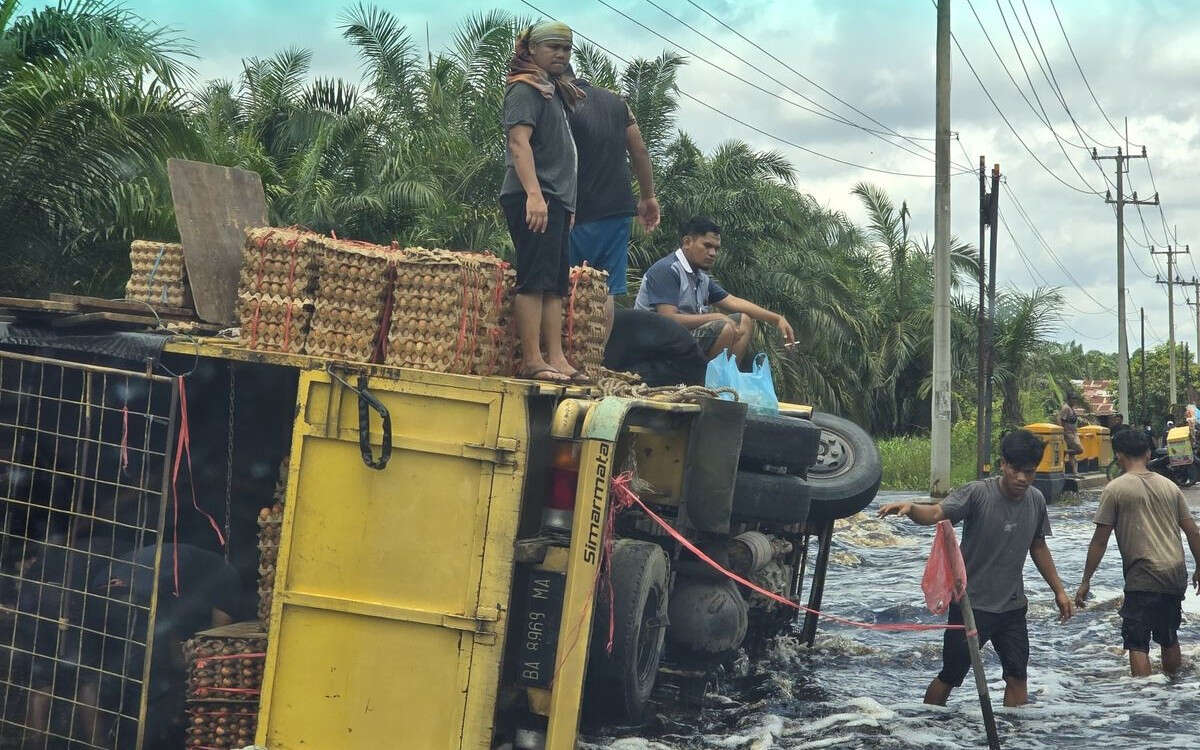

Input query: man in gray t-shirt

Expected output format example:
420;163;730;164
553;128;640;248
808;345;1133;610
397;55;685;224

879;429;1074;707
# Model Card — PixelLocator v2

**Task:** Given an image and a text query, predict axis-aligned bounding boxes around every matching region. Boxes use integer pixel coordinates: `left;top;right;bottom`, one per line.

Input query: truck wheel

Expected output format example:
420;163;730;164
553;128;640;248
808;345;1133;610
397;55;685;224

731;471;811;524
739;412;821;475
806;411;882;523
588;539;669;723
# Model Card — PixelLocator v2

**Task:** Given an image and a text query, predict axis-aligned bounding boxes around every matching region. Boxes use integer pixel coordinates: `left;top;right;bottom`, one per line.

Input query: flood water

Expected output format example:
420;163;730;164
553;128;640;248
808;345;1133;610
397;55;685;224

584;491;1200;749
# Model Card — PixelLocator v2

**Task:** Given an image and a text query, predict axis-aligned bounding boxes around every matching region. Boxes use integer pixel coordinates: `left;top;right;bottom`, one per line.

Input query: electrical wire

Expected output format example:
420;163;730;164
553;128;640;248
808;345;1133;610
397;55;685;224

1006;183;1115;311
517;0;970;178
964;0;1106;195
592;0;968;173
947;11;1103;195
639;0;973;171
1013;0;1119;151
1048;0;1141;148
682;0;947;154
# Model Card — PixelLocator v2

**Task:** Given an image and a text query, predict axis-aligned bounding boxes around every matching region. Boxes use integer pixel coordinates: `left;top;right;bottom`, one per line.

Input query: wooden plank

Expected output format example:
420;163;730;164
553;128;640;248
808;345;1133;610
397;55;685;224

48;293;195;319
51;312;158;331
167;158;269;326
0;297;79;314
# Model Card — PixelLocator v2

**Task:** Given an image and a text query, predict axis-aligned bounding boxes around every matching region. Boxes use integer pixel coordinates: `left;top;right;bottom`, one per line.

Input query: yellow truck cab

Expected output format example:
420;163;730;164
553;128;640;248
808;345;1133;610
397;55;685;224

0;333;880;749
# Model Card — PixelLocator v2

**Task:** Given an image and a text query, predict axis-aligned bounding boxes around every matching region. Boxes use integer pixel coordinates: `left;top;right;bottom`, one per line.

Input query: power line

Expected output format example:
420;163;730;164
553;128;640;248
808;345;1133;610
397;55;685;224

591;0;975;174
638;0;972;170
947;9;1103;196
517;0;968;178
1048;0;1141;148
682;0;945;153
1006;182;1115;311
1012;0;1119;151
963;0;1106;195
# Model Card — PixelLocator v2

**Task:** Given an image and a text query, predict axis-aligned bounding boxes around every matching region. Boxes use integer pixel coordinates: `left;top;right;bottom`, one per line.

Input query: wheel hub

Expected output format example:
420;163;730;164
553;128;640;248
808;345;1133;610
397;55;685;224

813;429;853;479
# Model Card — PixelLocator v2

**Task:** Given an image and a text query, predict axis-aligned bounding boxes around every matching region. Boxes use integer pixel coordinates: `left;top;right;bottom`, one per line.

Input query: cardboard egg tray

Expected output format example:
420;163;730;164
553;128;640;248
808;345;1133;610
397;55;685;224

183;622;267;704
256;457;288;624
305;237;396;362
385;249;511;375
240;228;323;299
126;240;191;308
562;265;609;376
237;293;313;354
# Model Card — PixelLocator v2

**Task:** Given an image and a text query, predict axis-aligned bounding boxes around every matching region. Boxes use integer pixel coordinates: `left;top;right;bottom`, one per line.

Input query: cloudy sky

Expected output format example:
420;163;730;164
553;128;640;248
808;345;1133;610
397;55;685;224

120;0;1200;353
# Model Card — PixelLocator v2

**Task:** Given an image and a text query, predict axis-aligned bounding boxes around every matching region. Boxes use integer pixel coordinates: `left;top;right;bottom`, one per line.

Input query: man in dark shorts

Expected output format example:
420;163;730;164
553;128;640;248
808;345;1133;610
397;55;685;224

634;217;794;364
1075;428;1200;677
879;429;1075;706
566;68;659;338
501;20;588;384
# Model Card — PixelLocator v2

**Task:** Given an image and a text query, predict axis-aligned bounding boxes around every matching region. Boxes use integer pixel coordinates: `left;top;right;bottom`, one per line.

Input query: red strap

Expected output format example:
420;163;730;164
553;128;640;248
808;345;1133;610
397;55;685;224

624;476;965;632
172;378;228;598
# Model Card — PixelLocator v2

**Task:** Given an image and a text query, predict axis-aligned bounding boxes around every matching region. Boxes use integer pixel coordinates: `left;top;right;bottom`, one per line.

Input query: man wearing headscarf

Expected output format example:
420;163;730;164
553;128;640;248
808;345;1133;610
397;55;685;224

501;21;590;385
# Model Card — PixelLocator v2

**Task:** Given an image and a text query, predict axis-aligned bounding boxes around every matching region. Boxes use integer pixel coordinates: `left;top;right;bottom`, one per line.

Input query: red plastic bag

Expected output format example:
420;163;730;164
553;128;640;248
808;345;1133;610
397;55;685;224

922;519;967;614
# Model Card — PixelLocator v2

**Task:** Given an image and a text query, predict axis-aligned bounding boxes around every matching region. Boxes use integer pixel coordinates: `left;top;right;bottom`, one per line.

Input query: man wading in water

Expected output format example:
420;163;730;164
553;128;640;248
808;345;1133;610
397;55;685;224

879;429;1075;707
1074;428;1200;677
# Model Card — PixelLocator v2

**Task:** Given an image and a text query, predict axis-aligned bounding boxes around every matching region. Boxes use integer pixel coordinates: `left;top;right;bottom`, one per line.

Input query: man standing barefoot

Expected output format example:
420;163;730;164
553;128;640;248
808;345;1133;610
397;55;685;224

1075;428;1200;677
879;429;1074;707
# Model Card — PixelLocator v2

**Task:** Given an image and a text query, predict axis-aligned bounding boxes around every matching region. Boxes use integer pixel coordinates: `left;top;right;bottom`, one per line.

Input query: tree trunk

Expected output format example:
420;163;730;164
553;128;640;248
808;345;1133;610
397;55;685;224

1001;377;1024;427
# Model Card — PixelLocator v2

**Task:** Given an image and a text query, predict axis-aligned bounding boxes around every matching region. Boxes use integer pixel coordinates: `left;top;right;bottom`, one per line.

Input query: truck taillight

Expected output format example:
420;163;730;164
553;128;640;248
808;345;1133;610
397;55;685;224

542;441;580;532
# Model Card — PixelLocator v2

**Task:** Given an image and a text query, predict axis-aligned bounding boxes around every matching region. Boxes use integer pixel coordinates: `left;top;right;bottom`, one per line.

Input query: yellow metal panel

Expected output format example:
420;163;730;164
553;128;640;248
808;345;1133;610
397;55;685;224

259;369;528;750
264;605;468;747
630;428;689;506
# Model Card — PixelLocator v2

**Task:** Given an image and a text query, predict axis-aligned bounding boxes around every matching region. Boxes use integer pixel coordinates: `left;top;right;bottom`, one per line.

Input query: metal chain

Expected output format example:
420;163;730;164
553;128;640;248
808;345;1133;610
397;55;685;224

225;363;236;560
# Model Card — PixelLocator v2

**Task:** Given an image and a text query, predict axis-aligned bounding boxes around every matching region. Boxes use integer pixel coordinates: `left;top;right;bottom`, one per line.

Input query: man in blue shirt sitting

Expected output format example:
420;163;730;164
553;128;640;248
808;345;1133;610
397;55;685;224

634;216;794;364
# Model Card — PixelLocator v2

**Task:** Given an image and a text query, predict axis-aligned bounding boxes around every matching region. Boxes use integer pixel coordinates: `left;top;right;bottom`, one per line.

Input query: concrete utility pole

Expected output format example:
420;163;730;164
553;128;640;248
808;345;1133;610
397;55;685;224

931;0;952;497
1141;307;1147;427
1155;245;1191;406
1093;145;1155;421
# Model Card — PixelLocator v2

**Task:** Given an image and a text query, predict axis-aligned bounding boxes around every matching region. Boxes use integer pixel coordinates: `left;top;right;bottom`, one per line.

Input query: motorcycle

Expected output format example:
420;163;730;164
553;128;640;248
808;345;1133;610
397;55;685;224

1148;445;1200;487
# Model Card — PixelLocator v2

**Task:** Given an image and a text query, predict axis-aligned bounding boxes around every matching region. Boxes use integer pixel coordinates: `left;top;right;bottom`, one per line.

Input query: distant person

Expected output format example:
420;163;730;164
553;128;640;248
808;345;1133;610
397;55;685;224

634;217;795;365
500;20;588;384
1110;413;1129;435
878;429;1075;707
566;66;660;338
1057;400;1082;475
1075;429;1200;677
1164;420;1176;449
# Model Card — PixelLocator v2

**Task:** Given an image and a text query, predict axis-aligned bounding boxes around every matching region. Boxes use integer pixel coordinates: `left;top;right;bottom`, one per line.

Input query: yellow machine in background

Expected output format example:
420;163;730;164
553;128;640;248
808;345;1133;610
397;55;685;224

1024;422;1067;501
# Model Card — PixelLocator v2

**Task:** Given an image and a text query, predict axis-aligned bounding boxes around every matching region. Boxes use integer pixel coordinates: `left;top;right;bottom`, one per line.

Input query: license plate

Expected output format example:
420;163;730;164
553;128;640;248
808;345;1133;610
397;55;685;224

512;568;565;688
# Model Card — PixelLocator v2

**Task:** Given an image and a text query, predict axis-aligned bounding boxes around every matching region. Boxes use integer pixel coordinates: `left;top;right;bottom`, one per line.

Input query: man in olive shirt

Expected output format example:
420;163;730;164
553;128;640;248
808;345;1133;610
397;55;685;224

879;429;1075;707
1075;428;1200;677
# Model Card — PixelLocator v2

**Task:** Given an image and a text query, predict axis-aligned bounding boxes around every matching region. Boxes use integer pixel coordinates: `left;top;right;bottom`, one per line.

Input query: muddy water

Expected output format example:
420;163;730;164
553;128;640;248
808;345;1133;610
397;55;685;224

584;491;1200;749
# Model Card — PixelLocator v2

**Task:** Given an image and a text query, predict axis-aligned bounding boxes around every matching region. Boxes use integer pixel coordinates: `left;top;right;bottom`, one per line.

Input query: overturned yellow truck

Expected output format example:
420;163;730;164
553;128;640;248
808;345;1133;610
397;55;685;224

0;333;879;749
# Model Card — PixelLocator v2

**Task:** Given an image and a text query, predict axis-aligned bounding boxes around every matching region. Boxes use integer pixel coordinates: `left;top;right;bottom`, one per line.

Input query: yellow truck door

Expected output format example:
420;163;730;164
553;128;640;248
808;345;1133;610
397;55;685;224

257;369;527;749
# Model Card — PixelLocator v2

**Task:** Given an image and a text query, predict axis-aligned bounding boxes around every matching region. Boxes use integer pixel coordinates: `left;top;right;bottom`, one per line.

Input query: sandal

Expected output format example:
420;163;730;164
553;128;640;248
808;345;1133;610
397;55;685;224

518;365;571;384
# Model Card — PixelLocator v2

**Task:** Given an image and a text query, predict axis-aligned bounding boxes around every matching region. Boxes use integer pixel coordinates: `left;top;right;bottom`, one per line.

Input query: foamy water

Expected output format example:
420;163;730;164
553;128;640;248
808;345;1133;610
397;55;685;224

583;492;1200;749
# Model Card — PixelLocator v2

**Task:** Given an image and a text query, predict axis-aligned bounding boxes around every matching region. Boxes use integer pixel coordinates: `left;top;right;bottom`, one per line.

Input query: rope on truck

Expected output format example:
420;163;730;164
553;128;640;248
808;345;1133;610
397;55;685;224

595;367;739;403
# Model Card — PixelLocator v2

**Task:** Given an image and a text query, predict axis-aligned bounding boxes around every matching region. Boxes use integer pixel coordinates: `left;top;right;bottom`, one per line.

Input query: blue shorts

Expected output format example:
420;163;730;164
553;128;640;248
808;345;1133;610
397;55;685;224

569;215;632;295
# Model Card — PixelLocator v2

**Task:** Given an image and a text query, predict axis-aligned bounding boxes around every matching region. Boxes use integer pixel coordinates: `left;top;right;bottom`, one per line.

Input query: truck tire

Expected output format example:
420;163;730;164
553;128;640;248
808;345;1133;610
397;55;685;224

587;540;669;723
806;411;882;523
738;412;821;475
730;471;811;524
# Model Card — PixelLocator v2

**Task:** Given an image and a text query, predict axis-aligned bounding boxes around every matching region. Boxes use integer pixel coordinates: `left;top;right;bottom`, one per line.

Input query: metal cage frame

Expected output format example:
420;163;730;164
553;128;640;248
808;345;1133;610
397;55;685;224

0;350;175;749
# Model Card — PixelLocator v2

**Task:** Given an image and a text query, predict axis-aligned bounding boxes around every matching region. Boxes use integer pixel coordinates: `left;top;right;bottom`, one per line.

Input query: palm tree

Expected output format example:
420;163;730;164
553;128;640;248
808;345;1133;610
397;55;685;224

990;287;1065;426
0;0;196;296
852;182;977;434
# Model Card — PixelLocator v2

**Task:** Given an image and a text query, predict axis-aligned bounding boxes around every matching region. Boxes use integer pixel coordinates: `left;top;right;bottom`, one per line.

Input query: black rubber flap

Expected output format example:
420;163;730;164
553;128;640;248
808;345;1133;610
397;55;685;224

677;396;747;534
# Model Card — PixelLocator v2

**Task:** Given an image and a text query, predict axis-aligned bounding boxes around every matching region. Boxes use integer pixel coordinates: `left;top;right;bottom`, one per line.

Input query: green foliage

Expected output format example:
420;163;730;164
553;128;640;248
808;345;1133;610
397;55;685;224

878;419;981;491
2;1;1126;456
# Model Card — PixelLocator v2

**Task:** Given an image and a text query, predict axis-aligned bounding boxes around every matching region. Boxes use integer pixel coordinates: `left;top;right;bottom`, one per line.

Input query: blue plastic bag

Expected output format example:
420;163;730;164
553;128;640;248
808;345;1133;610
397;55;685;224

705;350;779;415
